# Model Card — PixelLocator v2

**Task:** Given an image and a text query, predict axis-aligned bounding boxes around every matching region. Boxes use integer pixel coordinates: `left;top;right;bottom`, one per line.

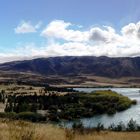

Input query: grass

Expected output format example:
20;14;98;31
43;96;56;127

83;90;128;97
82;90;134;106
0;119;140;140
0;84;44;95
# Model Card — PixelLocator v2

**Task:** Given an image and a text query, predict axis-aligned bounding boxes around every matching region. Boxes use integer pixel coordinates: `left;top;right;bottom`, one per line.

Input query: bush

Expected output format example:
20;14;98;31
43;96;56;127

96;123;104;132
48;113;60;122
127;119;137;131
131;100;137;105
108;122;125;131
17;112;46;122
72;120;84;133
0;112;16;119
107;108;116;115
117;103;130;111
0;112;46;122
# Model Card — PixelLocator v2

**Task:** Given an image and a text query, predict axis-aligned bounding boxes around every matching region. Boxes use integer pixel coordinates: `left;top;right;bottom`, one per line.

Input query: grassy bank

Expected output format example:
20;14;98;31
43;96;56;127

0;119;140;140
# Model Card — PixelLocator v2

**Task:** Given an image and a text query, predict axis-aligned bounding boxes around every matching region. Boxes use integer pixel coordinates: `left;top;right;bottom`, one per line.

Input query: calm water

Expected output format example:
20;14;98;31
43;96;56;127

60;88;140;128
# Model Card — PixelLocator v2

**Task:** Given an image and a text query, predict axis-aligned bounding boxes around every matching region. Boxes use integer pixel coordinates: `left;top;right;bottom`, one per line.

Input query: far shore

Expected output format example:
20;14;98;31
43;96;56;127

50;84;140;88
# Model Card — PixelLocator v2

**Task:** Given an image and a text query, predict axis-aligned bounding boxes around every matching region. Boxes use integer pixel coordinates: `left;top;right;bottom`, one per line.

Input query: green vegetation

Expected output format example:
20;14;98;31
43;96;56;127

3;89;135;122
80;90;134;113
0;112;46;122
72;119;140;133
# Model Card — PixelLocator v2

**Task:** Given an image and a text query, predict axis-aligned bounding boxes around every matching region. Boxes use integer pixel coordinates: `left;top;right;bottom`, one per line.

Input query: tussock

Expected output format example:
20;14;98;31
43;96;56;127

0;119;140;140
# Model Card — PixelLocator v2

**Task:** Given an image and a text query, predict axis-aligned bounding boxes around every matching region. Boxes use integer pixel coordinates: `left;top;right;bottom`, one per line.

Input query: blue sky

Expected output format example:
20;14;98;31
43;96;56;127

0;0;140;62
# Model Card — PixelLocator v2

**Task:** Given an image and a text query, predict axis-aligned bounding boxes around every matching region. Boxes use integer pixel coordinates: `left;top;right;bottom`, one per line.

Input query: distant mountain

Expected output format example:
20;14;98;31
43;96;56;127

0;56;140;78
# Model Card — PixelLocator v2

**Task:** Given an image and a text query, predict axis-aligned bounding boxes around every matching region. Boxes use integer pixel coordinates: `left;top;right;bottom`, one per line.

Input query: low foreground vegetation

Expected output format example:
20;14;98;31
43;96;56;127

0;119;140;140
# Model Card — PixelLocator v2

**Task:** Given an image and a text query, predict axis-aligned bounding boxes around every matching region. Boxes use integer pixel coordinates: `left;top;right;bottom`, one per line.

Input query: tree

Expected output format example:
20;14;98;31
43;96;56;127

127;119;137;131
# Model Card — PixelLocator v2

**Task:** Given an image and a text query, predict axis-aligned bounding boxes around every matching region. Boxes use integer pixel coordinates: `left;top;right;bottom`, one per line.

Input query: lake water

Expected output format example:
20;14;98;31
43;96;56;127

60;88;140;128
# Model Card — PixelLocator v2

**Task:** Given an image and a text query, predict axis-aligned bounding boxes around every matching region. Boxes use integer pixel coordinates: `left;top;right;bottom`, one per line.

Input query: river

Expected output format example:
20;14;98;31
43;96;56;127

60;88;140;128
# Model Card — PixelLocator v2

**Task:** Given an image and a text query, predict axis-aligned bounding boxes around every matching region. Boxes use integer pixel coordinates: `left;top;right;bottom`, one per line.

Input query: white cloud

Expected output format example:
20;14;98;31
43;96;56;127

41;20;89;42
1;20;140;63
41;20;120;43
121;22;140;40
89;26;118;43
40;20;140;57
15;21;41;34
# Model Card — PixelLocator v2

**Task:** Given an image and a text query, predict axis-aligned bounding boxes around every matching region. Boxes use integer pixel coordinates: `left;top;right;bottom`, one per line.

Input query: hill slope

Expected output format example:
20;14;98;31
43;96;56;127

0;56;140;78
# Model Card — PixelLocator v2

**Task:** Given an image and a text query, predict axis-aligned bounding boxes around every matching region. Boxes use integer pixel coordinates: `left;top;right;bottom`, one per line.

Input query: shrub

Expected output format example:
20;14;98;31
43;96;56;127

126;119;137;131
72;120;84;133
109;122;125;131
131;100;137;105
107;108;116;115
0;112;16;119
17;112;46;122
96;123;104;132
48;113;60;122
117;103;130;111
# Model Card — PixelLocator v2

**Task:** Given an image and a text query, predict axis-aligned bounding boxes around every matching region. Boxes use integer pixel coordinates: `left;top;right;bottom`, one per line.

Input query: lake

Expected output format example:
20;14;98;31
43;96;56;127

60;88;140;128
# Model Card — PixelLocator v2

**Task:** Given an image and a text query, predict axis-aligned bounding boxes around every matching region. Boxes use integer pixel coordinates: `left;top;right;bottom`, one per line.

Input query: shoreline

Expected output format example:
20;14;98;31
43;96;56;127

50;85;140;88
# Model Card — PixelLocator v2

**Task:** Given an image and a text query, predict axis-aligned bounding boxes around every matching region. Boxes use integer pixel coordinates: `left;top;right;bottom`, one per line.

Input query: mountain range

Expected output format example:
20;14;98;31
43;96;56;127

0;56;140;78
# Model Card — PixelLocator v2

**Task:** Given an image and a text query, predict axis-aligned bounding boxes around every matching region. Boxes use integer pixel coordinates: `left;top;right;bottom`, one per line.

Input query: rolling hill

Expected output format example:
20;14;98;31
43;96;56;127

0;56;140;78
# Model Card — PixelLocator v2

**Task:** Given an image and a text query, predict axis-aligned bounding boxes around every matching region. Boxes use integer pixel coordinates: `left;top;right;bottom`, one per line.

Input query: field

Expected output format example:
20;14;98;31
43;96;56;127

0;70;140;87
0;119;140;140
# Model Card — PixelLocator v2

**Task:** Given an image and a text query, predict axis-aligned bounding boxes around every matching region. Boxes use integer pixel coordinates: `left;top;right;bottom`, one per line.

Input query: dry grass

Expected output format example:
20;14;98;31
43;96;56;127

73;131;140;140
0;119;140;140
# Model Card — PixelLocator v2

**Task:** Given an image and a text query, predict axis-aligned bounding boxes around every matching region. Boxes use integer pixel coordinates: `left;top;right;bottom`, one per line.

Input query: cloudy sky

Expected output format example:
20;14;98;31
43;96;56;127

0;0;140;63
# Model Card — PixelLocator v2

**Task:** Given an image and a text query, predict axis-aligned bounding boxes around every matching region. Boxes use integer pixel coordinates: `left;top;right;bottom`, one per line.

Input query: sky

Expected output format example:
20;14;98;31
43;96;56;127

0;0;140;62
